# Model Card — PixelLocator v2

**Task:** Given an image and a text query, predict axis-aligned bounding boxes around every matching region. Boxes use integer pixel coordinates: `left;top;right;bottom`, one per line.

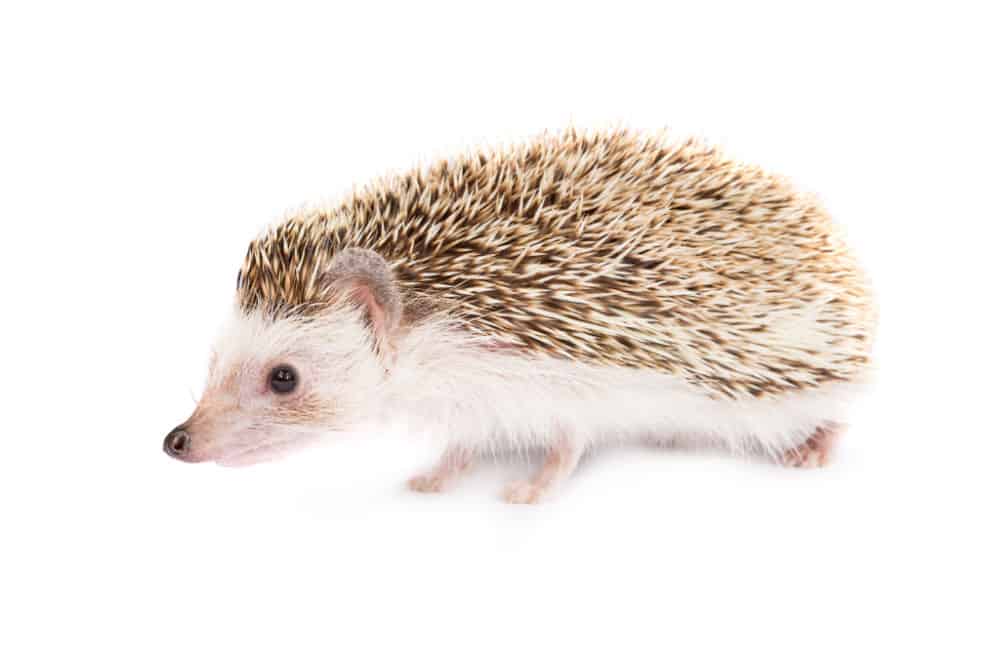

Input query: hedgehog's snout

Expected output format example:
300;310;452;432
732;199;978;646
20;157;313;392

163;426;192;460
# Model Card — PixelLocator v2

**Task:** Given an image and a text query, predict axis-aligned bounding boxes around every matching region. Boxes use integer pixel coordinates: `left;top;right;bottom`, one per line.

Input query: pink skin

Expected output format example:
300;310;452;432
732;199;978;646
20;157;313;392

214;437;310;467
166;250;398;466
340;280;398;366
503;433;584;504
169;375;330;465
407;433;585;504
176;415;301;465
782;425;840;468
408;447;476;493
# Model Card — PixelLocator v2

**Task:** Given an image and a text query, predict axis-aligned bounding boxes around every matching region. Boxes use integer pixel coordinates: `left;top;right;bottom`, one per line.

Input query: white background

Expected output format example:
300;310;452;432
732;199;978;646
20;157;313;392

1;1;997;665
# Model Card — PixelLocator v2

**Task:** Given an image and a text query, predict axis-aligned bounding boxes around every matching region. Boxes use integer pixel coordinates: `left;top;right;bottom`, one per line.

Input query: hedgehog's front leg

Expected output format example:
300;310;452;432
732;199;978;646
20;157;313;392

407;446;475;493
503;433;584;504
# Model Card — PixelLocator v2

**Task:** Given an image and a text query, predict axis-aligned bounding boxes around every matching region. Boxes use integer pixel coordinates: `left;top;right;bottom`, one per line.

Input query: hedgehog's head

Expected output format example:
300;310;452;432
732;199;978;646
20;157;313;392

163;248;401;466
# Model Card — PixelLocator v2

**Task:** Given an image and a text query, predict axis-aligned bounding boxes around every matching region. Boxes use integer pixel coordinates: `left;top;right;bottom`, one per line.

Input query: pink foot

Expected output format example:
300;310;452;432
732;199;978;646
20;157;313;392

408;472;448;493
407;447;473;494
782;425;840;468
503;433;583;504
503;480;546;504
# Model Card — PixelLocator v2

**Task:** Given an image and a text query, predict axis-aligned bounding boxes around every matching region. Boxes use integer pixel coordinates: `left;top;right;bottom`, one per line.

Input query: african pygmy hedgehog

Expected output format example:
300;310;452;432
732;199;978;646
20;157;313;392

164;128;876;503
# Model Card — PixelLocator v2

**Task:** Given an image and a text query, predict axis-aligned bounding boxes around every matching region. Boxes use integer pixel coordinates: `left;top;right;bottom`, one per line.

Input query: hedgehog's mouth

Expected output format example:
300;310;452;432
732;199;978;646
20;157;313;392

214;442;283;467
213;437;310;468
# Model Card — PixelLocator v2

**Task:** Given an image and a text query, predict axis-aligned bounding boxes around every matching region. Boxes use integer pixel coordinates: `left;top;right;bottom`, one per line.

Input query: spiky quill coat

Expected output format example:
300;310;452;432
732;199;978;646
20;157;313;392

239;129;875;405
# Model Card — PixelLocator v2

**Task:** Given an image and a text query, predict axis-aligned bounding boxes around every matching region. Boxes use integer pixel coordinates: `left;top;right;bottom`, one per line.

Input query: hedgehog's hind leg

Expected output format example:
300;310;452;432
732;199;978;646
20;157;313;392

781;425;841;468
503;432;584;504
408;446;475;493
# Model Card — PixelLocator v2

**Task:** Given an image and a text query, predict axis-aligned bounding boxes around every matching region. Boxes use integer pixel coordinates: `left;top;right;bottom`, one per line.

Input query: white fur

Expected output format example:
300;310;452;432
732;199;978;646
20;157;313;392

211;305;868;462
383;317;865;458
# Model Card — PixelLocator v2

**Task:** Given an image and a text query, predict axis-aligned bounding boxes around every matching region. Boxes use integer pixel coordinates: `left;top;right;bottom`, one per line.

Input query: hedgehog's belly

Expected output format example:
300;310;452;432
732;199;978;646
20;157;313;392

392;329;867;458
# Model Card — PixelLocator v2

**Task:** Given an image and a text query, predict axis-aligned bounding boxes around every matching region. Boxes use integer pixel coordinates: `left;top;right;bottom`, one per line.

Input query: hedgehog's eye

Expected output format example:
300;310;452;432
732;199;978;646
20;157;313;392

269;364;298;394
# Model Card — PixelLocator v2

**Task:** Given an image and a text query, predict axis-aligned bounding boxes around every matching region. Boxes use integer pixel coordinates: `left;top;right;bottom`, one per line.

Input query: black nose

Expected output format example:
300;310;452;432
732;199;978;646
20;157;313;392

164;427;191;458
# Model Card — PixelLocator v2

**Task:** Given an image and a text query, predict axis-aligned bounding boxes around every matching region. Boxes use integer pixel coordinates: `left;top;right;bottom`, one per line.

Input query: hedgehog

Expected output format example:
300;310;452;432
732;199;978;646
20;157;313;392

163;128;876;503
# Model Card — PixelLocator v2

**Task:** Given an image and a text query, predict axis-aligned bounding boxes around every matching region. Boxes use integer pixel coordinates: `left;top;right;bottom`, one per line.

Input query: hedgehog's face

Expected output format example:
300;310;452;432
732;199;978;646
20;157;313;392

163;248;401;466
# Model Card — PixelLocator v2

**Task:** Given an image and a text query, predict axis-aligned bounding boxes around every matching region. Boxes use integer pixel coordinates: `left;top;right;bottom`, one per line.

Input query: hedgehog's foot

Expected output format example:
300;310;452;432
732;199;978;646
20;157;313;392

781;425;840;468
407;446;474;493
503;434;583;504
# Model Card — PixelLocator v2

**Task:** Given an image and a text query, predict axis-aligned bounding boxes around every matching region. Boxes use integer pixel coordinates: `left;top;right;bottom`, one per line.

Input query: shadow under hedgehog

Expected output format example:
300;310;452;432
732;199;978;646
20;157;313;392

164;128;876;503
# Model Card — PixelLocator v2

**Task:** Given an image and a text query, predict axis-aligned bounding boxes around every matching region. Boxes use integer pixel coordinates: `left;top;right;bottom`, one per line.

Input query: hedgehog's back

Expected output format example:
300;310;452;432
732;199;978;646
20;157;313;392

239;129;875;400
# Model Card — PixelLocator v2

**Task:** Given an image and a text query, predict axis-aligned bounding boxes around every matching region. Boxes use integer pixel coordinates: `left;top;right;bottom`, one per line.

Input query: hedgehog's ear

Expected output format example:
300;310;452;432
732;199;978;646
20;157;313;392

322;248;403;346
